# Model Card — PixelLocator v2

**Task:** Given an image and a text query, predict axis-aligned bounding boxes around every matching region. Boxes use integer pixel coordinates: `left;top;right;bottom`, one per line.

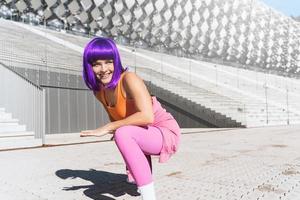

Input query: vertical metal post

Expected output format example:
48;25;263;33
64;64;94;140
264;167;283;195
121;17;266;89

57;73;61;133
189;59;191;85
264;83;269;125
255;69;258;90
85;91;88;130
243;103;247;127
68;88;71;132
93;91;97;129
134;48;137;73
286;87;290;125
42;89;46;146
160;53;163;81
236;67;239;88
33;85;36;138
215;64;218;87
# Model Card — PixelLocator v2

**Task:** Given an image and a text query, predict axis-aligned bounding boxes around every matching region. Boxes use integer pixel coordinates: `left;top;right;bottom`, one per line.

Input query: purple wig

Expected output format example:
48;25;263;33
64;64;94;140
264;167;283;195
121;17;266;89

82;37;126;91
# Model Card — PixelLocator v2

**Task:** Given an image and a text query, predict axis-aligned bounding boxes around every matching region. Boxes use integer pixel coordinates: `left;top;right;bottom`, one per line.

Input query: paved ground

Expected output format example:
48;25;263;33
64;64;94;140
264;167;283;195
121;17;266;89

0;126;300;200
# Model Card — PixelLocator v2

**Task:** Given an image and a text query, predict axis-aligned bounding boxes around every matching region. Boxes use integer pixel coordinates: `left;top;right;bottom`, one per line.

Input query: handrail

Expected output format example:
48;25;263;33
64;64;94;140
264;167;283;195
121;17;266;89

0;55;82;73
0;61;43;90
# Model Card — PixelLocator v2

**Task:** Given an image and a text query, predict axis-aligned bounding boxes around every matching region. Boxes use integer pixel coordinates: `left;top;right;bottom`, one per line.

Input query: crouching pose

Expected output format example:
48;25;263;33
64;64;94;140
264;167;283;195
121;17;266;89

80;37;181;200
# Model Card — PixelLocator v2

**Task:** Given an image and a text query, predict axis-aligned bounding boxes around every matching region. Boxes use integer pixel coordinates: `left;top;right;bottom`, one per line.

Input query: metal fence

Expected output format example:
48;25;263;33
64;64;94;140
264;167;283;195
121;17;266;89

0;62;45;141
43;85;109;135
125;47;300;127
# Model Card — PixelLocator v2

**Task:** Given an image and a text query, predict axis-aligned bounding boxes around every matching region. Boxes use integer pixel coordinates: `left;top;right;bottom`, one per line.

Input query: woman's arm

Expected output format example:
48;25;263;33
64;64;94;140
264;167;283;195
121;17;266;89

104;72;154;131
80;72;153;137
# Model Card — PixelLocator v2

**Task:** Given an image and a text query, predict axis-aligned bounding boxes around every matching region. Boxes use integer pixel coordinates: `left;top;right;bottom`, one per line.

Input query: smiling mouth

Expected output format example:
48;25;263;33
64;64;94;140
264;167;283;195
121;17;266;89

96;72;111;80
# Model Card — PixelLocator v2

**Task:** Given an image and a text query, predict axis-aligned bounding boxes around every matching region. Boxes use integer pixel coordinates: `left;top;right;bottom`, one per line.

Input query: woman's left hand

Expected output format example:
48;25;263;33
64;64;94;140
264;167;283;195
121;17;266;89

80;126;113;137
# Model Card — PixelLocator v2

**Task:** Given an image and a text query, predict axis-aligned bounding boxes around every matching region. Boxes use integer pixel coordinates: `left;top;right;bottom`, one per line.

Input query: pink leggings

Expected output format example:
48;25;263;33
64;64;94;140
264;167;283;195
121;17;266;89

114;125;163;187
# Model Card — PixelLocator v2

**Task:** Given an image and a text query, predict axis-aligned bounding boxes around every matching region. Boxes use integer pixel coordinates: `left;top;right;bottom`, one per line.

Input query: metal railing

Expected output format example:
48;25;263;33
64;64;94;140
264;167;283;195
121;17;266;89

125;47;300;127
0;62;45;142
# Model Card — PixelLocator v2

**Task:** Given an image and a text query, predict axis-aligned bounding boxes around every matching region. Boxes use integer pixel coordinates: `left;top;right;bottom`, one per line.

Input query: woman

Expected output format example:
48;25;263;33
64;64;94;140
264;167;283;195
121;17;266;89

80;37;180;200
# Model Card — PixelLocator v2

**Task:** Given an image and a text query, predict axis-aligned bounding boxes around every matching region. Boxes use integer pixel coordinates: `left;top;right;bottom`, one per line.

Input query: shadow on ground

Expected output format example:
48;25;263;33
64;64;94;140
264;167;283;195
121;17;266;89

56;169;139;200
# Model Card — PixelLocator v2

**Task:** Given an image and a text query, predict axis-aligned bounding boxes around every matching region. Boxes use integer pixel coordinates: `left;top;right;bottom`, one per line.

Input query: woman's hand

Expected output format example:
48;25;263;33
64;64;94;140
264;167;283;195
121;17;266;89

80;126;113;137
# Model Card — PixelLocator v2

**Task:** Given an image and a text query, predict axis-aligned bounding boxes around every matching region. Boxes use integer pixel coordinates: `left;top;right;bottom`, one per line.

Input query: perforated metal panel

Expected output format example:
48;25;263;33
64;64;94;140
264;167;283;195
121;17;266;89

2;0;299;74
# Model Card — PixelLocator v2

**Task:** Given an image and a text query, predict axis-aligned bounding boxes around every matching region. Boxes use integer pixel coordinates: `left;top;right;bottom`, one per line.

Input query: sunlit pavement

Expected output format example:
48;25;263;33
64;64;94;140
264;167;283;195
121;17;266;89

0;126;300;200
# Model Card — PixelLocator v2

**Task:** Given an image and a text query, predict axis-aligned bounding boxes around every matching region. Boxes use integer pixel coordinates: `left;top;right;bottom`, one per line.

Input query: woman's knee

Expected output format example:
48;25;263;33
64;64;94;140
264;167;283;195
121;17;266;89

114;125;135;144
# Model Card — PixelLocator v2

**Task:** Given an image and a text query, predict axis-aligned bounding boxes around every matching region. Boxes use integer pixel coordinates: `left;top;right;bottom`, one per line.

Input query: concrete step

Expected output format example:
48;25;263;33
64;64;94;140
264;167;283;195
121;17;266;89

245;119;297;125
0;113;13;120
0;118;19;123
204;103;294;113
218;111;298;121
245;121;300;127
245;118;300;125
246;114;300;119
187;96;240;103
0;124;26;133
0;131;34;138
246;116;300;121
0;121;19;126
175;93;241;103
287;120;300;124
193;102;244;109
193;104;299;118
0;108;27;133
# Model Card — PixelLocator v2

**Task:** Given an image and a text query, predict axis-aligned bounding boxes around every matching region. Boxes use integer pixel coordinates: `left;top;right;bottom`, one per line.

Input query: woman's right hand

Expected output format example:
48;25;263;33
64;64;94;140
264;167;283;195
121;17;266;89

80;128;112;137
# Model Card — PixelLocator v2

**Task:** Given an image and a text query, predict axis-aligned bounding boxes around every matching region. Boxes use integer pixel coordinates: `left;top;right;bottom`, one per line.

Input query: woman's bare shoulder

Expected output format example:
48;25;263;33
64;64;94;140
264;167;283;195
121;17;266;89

123;71;139;79
122;71;147;98
123;71;143;85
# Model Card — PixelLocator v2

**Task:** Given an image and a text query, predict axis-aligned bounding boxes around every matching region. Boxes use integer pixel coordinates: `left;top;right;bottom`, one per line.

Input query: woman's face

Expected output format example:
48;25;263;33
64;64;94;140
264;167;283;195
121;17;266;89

92;59;114;85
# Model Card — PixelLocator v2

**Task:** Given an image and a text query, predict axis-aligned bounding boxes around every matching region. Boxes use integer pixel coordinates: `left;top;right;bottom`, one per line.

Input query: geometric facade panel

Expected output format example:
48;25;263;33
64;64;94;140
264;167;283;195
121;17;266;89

0;0;299;75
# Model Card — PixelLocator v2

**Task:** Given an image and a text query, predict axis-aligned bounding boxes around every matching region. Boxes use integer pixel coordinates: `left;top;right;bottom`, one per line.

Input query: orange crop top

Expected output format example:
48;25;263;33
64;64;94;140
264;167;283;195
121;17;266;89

95;72;136;121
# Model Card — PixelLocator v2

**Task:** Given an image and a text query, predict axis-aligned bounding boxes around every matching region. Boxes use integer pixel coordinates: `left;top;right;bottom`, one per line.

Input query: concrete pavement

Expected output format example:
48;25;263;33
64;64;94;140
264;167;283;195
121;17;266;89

0;126;300;200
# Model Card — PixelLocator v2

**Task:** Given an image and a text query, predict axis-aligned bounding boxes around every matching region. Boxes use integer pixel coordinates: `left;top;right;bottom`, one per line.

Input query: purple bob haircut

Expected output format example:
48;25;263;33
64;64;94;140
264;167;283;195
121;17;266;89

82;37;126;91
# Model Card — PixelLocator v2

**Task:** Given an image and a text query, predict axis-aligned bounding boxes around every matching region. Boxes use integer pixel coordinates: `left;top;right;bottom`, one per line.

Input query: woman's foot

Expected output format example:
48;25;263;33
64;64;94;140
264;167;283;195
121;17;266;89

138;182;156;200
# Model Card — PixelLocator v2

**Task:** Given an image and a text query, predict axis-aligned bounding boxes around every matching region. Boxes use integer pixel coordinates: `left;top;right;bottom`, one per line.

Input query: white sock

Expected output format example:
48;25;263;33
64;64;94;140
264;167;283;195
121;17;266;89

138;182;156;200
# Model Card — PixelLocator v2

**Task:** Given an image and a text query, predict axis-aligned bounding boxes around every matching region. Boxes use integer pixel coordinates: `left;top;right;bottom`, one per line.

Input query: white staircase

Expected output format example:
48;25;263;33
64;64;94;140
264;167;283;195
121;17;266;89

134;67;300;127
0;107;37;150
0;107;27;133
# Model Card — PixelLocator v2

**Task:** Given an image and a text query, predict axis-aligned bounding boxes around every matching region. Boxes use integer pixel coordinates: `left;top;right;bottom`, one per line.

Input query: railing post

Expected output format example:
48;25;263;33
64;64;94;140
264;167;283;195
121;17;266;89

42;88;46;146
133;47;136;73
264;83;269;125
160;53;163;81
286;87;290;125
243;103;247;127
215;64;218;86
236;68;240;89
189;60;191;85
